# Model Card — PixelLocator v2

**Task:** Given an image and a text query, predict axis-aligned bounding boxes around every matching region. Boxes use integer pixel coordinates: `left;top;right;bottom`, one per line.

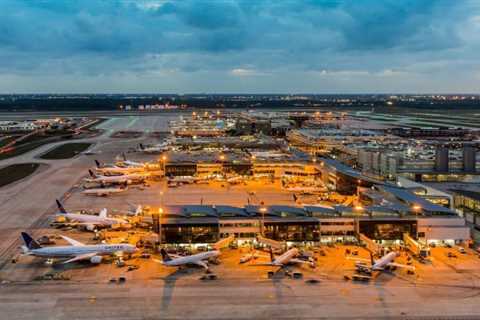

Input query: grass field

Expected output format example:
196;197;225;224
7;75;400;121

39;143;92;159
0;163;40;188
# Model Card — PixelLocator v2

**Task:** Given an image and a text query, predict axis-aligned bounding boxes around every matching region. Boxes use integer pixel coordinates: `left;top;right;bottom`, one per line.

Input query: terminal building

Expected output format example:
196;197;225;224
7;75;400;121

153;197;470;247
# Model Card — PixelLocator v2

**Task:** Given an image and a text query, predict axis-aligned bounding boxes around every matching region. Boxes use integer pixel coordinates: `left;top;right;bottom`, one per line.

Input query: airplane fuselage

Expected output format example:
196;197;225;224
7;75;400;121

371;252;398;271
60;213;126;226
27;244;136;258
163;250;220;267
272;248;299;266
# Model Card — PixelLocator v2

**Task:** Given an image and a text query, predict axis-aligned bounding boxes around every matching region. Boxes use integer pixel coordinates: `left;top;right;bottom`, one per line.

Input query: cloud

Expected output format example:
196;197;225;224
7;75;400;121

0;0;479;92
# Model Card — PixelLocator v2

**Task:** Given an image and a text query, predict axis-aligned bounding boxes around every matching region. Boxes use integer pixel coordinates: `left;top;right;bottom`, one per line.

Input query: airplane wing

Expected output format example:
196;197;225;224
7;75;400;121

193;260;209;270
63;252;98;264
387;262;415;271
61;235;85;246
248;263;277;266
289;258;312;264
346;256;371;263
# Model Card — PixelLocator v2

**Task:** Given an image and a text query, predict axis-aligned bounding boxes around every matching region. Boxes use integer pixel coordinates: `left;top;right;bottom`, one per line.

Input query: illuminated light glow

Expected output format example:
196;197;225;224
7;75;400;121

412;204;422;211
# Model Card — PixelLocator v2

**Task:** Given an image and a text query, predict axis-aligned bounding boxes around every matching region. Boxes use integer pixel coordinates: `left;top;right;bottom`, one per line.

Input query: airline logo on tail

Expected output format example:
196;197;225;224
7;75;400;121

160;249;172;262
21;232;41;251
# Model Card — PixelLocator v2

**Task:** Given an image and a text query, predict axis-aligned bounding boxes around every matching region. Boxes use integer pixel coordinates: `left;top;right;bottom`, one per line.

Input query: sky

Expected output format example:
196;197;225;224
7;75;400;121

1;0;480;94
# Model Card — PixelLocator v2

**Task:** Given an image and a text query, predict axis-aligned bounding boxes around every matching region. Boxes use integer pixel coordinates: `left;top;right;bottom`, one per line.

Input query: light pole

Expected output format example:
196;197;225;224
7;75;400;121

259;206;267;236
158;207;164;247
161;155;167;176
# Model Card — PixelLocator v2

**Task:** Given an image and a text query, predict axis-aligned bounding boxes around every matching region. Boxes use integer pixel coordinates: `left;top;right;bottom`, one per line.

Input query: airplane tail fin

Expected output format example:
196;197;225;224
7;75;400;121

88;169;97;179
20;232;41;250
56;199;67;214
135;205;142;216
269;246;274;263
94;160;101;168
99;208;107;218
160;249;172;262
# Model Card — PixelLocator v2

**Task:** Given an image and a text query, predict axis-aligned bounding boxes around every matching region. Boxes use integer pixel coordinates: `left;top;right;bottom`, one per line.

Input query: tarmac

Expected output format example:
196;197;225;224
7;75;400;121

1;113;480;319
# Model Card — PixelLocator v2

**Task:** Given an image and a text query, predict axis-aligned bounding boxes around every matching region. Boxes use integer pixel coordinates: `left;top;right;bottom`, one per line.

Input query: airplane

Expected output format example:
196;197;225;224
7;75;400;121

350;251;415;275
81;183;128;196
94;160;145;175
85;169;149;185
138;143;169;154
156;248;220;272
250;247;315;269
115;153;146;168
167;176;196;184
153;236;232;271
20;232;137;264
55;200;129;231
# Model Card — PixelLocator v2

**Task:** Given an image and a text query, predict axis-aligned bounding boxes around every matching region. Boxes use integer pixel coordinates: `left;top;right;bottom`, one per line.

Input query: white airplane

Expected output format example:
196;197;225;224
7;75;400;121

85;169;149;184
156;248;220;271
81;183;128;196
116;153;146;168
20;232;137;264
251;247;315;268
350;251;415;275
138;143;169;154
55;200;128;231
94;160;145;175
167;176;196;184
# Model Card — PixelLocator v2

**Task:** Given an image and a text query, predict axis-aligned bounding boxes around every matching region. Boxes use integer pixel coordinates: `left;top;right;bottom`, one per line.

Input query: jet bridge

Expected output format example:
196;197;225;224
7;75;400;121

403;233;430;258
358;233;383;256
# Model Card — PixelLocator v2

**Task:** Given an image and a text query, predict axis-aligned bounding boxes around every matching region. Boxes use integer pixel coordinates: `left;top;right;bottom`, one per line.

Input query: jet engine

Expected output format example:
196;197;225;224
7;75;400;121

90;256;103;264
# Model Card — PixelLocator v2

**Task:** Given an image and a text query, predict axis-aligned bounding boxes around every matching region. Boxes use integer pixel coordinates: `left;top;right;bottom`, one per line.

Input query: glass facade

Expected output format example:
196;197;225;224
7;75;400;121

161;224;219;243
264;222;320;241
359;220;417;240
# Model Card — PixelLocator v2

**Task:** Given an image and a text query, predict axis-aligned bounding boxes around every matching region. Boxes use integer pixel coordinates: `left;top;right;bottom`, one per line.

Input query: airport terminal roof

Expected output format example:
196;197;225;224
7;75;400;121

304;205;337;217
319;157;385;185
379;186;456;215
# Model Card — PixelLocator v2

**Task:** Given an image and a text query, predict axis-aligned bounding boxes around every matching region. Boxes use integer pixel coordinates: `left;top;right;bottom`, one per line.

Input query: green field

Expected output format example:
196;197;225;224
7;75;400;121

40;143;92;160
0;163;40;188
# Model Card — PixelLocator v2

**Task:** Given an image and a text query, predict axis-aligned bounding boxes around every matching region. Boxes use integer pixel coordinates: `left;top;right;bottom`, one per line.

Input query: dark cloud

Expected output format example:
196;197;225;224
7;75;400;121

0;0;478;92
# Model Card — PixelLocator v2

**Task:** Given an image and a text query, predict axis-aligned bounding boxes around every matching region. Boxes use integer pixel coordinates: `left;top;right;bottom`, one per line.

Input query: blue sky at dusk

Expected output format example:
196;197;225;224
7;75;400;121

1;0;480;93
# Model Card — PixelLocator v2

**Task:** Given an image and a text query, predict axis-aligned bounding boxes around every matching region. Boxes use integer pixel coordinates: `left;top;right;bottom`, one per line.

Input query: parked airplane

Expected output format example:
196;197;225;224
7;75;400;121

167;176;196;184
20;232;137;264
55;200;128;231
81;183;128;196
251;247;315;268
153;236;232;271
156;249;220;271
350;251;415;275
138;143;169;154
116;153;146;168
85;169;149;185
94;160;144;175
